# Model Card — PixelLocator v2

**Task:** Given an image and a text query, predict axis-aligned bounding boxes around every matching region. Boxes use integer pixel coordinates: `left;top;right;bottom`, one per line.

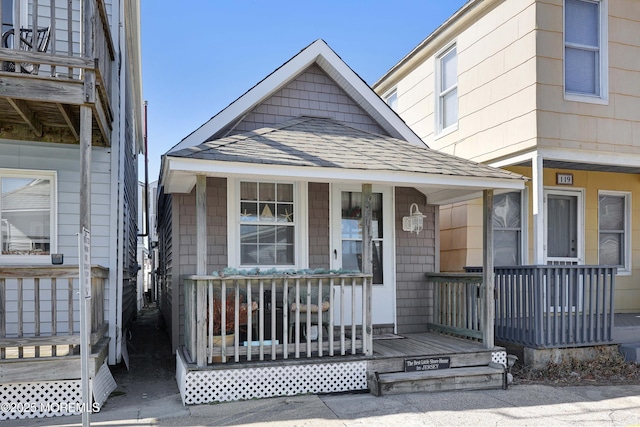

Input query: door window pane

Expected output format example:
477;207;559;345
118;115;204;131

340;191;383;284
548;195;577;258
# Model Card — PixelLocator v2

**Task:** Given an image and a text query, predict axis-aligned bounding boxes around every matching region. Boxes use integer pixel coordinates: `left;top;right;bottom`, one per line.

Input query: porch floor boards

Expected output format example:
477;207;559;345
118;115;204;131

373;332;494;358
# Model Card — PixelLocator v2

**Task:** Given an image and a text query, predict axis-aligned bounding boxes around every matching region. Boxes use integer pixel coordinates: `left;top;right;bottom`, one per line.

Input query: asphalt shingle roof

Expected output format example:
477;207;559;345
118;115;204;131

169;116;524;182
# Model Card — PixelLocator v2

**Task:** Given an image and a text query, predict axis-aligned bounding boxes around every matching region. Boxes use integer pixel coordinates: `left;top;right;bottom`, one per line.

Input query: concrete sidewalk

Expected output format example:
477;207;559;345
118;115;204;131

5;383;640;426
3;307;639;426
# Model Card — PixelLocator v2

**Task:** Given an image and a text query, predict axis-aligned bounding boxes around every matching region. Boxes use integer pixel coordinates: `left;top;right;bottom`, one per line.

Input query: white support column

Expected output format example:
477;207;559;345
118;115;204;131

196;175;207;275
482;189;495;349
532;154;545;264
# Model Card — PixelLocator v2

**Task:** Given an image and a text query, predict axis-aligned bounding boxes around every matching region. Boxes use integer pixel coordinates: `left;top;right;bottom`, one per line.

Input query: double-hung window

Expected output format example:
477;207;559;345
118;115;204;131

0;169;56;259
564;0;608;102
598;191;630;274
436;44;458;134
239;181;295;266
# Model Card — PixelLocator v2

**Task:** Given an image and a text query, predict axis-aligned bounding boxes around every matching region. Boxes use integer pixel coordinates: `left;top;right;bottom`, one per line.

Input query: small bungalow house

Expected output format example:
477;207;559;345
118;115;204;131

373;0;640;356
0;0;143;420
157;39;528;404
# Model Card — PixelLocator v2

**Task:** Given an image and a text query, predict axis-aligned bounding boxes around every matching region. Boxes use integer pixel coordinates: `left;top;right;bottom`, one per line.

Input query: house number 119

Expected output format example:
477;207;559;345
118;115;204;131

556;173;573;185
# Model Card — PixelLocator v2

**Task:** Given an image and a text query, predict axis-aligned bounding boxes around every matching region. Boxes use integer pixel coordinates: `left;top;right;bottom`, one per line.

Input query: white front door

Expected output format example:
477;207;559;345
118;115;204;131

330;184;394;325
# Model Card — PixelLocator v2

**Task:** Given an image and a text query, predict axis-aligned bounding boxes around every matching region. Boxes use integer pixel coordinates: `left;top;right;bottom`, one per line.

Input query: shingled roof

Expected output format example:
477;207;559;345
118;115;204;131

169;116;523;182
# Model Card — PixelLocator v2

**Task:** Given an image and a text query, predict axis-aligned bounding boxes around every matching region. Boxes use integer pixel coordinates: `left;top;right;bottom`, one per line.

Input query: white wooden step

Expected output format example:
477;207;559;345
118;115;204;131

368;365;506;396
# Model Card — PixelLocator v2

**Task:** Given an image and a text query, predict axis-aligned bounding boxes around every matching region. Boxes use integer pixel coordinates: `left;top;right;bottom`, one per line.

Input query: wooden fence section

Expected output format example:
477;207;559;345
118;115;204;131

425;273;483;340
0;265;108;360
495;266;616;348
184;274;373;367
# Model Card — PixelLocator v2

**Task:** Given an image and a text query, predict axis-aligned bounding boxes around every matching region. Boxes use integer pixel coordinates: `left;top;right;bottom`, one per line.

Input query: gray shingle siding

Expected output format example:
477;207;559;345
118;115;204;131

175;177;228;346
308;182;330;270
221;64;385;137
394;187;435;333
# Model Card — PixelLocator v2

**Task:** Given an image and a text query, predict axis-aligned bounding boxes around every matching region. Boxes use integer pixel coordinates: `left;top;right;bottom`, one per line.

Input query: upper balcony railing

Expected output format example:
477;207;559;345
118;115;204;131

183;273;373;367
0;0;114;140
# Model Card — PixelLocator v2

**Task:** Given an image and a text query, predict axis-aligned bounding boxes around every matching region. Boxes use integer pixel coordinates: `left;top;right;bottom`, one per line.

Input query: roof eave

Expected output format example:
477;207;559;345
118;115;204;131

162;156;525;201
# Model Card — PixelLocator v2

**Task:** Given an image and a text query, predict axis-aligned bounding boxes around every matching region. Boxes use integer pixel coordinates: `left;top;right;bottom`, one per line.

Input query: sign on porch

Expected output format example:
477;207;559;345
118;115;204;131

405;356;451;372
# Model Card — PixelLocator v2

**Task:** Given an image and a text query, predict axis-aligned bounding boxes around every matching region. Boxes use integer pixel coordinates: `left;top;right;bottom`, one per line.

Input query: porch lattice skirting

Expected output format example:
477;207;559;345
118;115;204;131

177;351;367;404
0;362;116;420
1;380;82;420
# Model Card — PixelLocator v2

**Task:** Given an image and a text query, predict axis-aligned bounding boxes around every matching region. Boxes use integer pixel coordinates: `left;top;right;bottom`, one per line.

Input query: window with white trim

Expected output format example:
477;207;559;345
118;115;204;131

493;192;523;266
1;170;55;257
564;0;608;101
436;44;458;134
598;191;630;273
239;181;295;266
385;90;398;112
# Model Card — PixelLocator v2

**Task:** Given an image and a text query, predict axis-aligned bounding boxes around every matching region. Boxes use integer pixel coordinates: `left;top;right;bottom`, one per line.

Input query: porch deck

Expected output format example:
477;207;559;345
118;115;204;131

177;330;506;404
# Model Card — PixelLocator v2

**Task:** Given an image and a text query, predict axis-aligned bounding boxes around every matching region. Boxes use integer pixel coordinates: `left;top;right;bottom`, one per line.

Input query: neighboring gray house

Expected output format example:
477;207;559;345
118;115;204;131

156;39;525;404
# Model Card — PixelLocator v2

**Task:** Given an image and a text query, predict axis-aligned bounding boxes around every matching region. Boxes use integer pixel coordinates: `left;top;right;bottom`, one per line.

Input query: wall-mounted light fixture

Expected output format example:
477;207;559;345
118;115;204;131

402;203;426;235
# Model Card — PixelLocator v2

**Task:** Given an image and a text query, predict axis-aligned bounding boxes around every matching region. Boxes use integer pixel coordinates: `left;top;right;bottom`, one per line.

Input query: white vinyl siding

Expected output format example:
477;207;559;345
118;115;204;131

436;44;458;135
564;0;608;103
0;141;113;267
598;191;630;274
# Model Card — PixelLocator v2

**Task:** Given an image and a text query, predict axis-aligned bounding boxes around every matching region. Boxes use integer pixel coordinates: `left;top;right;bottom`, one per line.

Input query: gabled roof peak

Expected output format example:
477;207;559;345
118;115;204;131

167;39;425;154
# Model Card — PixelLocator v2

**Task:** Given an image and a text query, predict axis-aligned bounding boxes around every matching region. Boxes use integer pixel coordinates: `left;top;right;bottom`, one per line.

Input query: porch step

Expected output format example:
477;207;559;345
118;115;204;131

368;364;506;396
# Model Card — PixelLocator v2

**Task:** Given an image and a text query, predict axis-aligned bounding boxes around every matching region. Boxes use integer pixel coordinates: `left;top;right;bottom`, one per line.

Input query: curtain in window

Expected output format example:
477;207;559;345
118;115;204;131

493;192;521;266
598;194;624;266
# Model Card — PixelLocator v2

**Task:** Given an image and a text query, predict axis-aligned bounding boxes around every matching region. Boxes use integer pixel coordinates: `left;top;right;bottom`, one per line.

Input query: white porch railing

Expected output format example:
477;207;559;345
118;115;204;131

183;274;373;367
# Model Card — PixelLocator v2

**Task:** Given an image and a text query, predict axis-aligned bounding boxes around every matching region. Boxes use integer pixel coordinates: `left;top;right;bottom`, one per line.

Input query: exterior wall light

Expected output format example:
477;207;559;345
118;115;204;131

402;203;426;235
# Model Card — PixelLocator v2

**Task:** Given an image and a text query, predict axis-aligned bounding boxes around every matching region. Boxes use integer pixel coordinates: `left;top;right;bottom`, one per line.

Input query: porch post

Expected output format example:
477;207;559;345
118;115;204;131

196;174;207;275
532;154;544;264
361;184;373;353
361;184;372;275
195;174;207;366
482;189;495;349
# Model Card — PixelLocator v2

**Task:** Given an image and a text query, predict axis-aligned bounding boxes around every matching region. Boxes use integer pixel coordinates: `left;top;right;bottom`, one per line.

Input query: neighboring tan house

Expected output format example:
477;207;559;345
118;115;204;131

0;0;143;420
374;0;640;350
157;39;527;404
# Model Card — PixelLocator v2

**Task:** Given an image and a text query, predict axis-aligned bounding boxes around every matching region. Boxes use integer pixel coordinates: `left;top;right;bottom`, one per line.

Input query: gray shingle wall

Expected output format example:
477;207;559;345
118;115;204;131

308;182;330;269
394;187;436;334
176;177;227;346
224;64;386;136
176;177;228;277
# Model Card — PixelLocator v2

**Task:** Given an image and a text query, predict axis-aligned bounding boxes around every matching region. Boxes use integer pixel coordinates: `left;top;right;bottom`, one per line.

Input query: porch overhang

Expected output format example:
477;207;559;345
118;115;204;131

162;156;525;205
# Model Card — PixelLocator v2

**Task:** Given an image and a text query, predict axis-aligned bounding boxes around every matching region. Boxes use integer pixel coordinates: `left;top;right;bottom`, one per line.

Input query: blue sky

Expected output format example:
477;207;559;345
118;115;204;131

140;0;468;181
